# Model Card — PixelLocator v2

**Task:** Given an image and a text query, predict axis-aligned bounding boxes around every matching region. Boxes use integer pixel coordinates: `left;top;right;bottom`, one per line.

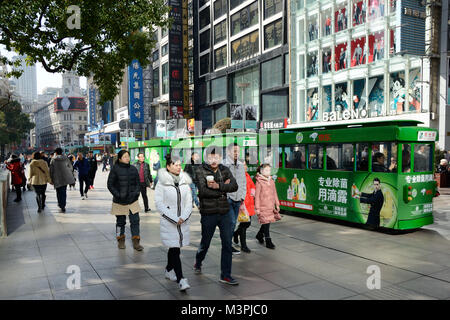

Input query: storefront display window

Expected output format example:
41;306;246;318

306;88;319;121
353;79;366;110
322;49;332;73
307;15;318;41
335;5;348;32
335;82;349;112
368;32;384;63
322;85;332;113
307;52;318;77
231;30;259;63
353;1;366;26
322;9;332;37
369;0;385;21
214;46;227;69
231;65;259;107
368;75;384;116
264;19;283;50
335;42;348;71
351;38;366;66
231;2;258;36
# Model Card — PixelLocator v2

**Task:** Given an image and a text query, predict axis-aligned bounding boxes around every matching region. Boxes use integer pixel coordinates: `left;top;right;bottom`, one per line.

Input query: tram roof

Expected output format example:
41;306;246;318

284;119;424;131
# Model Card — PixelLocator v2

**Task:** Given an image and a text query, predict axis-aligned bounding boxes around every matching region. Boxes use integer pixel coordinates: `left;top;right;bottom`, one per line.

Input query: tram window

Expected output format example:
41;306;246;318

326;144;354;171
246;147;258;165
371;142;397;173
307;145;323;169
413;144;433;172
356;143;369;171
285;145;306;169
402;144;411;173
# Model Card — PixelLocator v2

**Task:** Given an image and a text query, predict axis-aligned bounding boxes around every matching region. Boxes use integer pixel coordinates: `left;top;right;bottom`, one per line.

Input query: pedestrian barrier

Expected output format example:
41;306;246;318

0;170;10;238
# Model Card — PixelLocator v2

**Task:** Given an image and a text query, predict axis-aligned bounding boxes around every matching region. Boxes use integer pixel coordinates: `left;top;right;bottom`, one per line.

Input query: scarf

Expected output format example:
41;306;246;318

168;171;181;185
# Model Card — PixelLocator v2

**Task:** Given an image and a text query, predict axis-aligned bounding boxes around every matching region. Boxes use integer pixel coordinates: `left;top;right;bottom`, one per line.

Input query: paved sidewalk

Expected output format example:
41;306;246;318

0;170;449;300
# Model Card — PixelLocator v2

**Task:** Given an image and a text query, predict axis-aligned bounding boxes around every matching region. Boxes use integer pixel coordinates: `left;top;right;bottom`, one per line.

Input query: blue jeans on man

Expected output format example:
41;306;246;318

228;199;242;240
195;213;232;279
190;183;199;207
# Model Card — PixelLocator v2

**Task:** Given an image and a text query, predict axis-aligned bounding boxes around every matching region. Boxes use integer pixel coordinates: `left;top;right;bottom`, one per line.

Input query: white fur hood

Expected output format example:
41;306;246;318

157;168;192;186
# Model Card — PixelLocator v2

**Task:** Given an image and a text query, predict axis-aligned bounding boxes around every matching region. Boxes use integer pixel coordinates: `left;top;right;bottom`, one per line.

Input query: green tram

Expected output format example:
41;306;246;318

265;120;438;230
128;138;171;181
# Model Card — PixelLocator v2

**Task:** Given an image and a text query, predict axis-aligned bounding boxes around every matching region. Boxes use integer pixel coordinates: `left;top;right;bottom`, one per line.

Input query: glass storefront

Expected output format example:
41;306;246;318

230;65;259;108
262;56;283;90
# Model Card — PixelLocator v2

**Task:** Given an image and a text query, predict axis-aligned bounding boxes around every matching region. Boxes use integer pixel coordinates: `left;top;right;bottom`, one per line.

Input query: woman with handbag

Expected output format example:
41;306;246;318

254;163;281;249
233;161;256;253
29;152;52;213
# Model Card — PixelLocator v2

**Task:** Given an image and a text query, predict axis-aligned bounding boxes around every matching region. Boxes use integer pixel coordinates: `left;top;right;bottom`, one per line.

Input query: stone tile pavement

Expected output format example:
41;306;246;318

0;170;449;300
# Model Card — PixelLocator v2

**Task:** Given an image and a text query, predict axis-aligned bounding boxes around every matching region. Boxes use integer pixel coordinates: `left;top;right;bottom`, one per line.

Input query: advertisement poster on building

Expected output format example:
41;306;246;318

128;59;144;123
306;88;319;121
167;119;176;138
231;104;258;129
156;120;166;138
187;118;195;133
368;75;384;116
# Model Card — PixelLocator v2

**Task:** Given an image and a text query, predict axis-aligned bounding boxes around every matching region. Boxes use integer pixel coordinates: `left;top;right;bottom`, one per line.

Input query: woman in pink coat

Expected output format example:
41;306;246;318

254;163;280;249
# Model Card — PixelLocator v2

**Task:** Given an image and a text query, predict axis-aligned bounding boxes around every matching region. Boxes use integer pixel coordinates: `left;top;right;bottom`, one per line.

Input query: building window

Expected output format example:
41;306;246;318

264;0;283;19
231;2;258;36
215;103;228;121
230;0;246;10
200;30;211;52
231;30;259;63
152;30;158;41
214;20;227;44
262;57;283;90
161;28;168;38
214;46;227;69
214;0;227;19
261;91;288;120
263;19;282;50
162;63;169;95
211;76;227;102
199;7;210;30
153;68;160;98
84;116;87;121
199;0;209;8
161;44;168;56
152;50;159;62
200;54;210;76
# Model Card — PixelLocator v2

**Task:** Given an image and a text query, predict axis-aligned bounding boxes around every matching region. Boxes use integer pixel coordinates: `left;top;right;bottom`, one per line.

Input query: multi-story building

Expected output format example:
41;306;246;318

193;0;289;130
11;55;38;109
289;0;438;131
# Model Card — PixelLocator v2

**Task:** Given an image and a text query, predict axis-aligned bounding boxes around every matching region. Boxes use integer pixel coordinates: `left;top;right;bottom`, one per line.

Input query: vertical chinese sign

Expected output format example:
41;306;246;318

182;0;189;117
88;87;97;129
128;59;144;123
169;0;185;119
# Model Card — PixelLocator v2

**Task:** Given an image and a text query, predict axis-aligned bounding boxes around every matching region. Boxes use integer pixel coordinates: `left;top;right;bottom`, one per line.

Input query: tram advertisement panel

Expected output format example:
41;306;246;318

276;171;435;229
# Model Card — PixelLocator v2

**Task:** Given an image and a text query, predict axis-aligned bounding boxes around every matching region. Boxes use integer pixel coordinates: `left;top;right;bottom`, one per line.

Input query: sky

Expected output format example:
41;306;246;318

1;46;87;94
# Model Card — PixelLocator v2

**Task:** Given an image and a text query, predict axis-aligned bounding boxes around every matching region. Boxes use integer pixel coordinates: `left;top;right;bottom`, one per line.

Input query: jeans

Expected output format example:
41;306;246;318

116;211;140;237
195;213;232;279
78;175;90;196
33;184;47;208
56;185;67;209
140;182;149;210
167;247;183;283
227;199;241;241
190;183;199;207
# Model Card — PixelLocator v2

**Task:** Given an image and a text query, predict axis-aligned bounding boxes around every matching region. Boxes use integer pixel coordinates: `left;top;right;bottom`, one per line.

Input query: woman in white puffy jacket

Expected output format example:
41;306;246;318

154;154;193;291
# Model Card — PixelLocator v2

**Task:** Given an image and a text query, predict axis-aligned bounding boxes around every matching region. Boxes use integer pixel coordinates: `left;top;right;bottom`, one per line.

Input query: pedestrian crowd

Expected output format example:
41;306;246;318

3;144;282;292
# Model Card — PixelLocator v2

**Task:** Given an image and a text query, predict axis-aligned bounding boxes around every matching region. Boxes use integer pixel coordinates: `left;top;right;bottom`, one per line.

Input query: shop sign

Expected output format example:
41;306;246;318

322;108;368;122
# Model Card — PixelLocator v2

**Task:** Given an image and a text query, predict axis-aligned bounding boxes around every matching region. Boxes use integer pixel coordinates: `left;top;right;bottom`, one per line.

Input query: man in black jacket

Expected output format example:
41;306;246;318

357;178;384;230
193;147;239;285
87;151;98;189
133;152;152;212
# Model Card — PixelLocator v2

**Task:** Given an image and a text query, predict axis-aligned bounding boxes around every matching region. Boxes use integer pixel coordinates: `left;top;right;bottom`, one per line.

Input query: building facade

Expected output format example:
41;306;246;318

11;55;38;107
289;0;435;129
194;0;290;130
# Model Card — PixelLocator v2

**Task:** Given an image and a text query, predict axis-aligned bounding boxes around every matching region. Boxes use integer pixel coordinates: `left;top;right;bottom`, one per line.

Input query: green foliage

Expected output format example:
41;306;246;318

0;100;35;145
0;0;171;103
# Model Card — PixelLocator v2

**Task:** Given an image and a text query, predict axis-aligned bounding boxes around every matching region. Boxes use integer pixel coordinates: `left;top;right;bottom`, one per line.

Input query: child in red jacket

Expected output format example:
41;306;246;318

233;162;255;253
5;155;23;202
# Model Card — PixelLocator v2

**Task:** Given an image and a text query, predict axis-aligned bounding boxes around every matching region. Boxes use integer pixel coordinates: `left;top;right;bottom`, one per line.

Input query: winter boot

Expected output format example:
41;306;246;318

36;195;42;213
132;236;144;251
117;235;126;249
42;194;46;208
240;229;251;253
255;231;264;244
265;237;275;249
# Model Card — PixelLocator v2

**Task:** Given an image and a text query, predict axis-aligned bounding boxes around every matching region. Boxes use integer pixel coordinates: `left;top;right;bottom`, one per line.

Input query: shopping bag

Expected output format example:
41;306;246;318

237;203;250;223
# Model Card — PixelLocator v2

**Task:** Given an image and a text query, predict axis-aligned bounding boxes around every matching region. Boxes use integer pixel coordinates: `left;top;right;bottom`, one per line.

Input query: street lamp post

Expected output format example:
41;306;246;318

236;82;250;131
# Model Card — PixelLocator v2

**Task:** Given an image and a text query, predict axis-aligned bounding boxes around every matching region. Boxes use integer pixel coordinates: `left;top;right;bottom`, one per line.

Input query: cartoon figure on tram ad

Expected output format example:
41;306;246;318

352;176;397;228
307;90;319;121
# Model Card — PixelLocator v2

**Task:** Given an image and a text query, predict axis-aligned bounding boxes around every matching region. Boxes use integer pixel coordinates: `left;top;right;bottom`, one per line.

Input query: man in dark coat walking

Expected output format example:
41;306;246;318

87;151;98;189
133;152;153;212
73;153;90;199
50;148;75;213
357;178;384;229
